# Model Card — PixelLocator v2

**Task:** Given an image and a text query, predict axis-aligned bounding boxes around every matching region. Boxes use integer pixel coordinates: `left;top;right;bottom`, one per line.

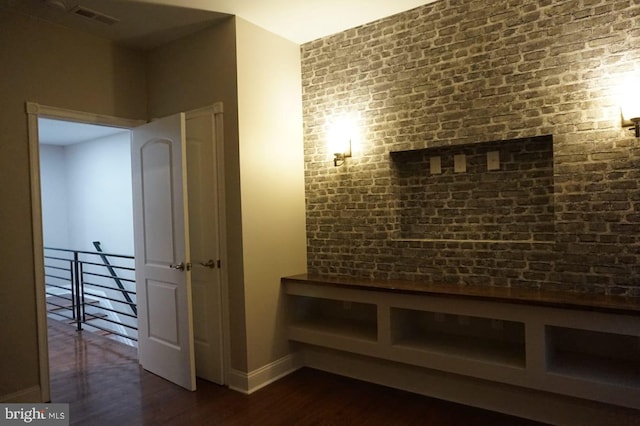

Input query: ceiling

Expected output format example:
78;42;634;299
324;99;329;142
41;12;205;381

133;0;437;45
1;0;436;48
1;0;229;50
14;0;436;143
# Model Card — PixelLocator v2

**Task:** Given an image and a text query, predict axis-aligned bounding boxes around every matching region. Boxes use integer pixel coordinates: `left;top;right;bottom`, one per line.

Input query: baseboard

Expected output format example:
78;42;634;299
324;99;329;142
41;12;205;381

227;352;302;394
301;346;640;426
0;386;43;403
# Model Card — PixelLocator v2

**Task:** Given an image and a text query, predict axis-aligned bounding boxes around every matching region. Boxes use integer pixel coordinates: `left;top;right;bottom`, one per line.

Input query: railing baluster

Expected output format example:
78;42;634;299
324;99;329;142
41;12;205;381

70;259;76;320
79;260;86;324
73;251;82;331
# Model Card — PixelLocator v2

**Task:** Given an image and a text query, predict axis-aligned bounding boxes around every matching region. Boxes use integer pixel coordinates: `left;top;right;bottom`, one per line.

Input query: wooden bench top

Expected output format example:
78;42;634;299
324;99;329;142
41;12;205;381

282;274;640;315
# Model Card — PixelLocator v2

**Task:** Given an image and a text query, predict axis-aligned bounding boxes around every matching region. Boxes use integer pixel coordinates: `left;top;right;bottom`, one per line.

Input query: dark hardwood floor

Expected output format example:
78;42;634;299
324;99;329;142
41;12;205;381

48;318;545;425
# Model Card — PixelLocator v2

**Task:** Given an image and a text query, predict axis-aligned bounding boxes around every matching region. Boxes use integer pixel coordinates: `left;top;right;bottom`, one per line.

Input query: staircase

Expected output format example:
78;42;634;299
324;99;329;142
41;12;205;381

46;293;113;337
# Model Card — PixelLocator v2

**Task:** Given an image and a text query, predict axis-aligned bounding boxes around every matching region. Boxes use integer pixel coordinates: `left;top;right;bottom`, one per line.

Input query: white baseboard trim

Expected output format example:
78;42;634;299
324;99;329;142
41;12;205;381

227;352;302;394
0;386;42;403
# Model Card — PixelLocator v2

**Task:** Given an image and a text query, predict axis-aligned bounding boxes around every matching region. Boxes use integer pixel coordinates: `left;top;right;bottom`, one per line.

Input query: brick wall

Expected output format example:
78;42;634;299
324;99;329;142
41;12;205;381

301;0;640;295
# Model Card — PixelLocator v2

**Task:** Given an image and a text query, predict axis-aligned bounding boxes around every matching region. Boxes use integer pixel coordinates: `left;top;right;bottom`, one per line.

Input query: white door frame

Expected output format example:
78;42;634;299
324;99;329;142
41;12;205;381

26;102;230;401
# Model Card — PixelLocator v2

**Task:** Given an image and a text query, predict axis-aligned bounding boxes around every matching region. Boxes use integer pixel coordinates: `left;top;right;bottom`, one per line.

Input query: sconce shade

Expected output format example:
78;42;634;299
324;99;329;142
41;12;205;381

332;140;351;166
328;116;356;166
329;136;351;157
621;92;640;137
622;103;640;122
620;77;640;122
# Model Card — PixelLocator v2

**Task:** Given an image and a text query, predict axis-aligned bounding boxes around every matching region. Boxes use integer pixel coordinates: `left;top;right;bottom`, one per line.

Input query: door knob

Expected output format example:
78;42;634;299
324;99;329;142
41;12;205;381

199;259;216;269
169;262;186;271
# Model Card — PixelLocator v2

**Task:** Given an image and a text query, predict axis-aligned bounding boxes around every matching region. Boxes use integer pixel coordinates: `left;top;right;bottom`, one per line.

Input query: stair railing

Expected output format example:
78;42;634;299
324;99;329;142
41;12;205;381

44;246;137;344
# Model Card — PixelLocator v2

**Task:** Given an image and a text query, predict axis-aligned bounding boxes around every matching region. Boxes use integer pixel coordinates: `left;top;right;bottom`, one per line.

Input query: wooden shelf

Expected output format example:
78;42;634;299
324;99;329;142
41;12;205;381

283;273;640;315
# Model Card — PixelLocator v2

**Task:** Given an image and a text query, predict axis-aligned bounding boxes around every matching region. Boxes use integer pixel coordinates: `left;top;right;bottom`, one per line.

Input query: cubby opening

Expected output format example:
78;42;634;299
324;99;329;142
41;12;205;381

390;308;526;367
289;295;378;342
546;326;640;388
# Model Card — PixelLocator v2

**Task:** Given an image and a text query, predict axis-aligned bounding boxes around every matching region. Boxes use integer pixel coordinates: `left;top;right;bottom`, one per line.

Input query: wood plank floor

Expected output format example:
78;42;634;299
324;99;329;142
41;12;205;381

48;318;546;425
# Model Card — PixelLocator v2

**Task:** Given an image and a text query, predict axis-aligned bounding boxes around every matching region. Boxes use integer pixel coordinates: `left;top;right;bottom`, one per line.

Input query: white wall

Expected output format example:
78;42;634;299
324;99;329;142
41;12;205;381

65;132;134;255
235;18;307;372
39;131;134;256
39;145;70;249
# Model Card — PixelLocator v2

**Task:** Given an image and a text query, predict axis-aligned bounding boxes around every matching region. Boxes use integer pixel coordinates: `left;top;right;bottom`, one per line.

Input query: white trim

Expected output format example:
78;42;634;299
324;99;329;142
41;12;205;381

213;103;232;386
186;102;224;116
26;101;145;403
227;353;302;394
25;102;145;128
0;386;42;403
27;110;50;403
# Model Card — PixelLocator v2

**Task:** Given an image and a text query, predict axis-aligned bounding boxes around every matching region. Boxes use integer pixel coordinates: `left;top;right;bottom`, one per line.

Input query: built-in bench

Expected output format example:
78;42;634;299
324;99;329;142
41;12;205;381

282;274;640;426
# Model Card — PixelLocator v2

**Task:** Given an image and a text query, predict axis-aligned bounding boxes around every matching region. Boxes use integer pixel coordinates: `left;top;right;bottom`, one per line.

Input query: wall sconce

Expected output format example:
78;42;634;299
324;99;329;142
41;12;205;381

328;115;357;167
333;139;352;166
619;76;640;137
622;106;640;138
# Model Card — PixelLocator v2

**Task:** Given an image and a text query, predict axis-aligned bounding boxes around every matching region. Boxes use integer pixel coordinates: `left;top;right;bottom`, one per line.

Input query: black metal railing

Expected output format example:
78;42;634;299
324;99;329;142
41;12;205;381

44;245;137;345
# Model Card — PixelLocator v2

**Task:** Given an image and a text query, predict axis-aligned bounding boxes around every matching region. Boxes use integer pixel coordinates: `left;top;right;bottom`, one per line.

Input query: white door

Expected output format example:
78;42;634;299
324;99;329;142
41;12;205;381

186;107;225;384
131;113;196;391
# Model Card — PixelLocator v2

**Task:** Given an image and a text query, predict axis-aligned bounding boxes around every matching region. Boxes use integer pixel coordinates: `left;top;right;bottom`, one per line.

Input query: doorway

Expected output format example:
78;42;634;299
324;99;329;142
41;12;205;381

39;117;138;346
27;102;229;401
